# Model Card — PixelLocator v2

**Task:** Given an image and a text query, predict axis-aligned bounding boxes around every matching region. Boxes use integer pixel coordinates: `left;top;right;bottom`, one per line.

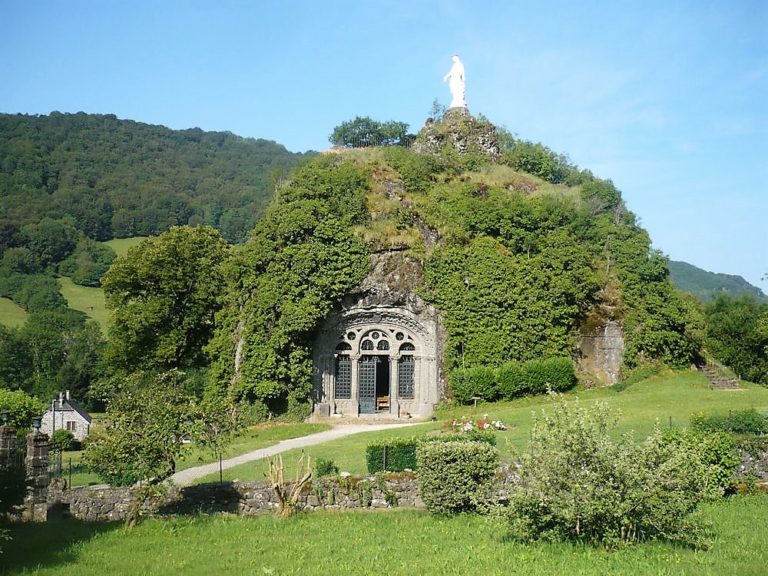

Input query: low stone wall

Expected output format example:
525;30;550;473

48;474;424;522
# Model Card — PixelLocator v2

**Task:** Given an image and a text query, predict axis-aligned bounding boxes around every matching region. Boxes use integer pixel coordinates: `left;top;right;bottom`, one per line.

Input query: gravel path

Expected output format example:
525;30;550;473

170;422;420;486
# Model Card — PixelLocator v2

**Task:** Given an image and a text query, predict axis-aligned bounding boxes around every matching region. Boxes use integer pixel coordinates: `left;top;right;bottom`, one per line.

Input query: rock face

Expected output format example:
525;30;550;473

413;108;500;159
577;320;625;385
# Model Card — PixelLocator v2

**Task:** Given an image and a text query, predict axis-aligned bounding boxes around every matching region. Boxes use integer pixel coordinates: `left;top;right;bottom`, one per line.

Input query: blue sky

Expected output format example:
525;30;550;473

2;0;766;291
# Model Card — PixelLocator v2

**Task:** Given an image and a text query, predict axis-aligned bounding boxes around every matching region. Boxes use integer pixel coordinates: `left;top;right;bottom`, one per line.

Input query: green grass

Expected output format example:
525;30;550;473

102;237;148;258
196;371;768;483
57;278;108;330
0;296;28;328
3;495;767;575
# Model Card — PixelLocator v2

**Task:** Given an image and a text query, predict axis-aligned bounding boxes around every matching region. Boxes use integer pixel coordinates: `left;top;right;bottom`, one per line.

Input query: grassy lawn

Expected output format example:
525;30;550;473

102;237;147;257
196;370;768;483
57;278;108;329
0;297;28;328
3;494;767;575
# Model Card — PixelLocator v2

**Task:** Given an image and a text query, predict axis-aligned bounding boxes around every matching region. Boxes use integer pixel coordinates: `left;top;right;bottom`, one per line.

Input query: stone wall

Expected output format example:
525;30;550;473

48;475;424;522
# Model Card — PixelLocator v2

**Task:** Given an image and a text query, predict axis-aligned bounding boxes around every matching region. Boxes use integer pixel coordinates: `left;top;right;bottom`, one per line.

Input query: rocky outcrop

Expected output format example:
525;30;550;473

413;108;500;159
577;320;625;385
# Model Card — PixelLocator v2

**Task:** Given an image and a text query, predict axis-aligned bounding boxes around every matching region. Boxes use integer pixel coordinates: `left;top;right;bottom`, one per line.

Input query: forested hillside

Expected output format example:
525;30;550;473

0;112;310;244
669;260;767;303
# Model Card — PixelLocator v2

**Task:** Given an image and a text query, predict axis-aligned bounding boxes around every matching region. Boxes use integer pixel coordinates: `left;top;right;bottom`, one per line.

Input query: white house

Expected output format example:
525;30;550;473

40;390;92;442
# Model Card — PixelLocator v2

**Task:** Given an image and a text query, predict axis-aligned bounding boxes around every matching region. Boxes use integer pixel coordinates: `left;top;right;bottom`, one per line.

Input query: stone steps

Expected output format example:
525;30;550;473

697;364;741;390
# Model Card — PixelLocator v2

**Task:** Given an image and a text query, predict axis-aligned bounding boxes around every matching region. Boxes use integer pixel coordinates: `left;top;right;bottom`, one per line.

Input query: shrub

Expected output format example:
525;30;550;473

497;361;525;399
0;389;44;430
690;409;768;436
366;438;418;473
661;428;740;497
450;366;497;404
497;358;576;399
314;458;339;478
505;395;712;549
416;440;498;514
50;429;75;452
426;429;497;446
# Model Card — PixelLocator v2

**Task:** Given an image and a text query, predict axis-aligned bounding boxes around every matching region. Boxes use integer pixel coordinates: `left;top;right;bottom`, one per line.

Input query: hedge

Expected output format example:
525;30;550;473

416;440;498;514
366;437;419;473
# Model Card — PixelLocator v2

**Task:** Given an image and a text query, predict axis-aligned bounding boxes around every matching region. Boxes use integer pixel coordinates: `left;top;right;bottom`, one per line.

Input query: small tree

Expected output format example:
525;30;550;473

329;116;411;148
84;370;196;487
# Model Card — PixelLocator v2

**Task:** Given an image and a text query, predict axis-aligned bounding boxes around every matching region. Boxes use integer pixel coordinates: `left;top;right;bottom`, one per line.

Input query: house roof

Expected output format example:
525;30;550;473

44;397;92;424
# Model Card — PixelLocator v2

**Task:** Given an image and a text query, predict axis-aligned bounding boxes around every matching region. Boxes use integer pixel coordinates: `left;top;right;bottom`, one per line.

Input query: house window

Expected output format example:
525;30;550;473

361;340;374;351
377;340;390;351
66;421;77;432
398;356;415;399
335;355;352;399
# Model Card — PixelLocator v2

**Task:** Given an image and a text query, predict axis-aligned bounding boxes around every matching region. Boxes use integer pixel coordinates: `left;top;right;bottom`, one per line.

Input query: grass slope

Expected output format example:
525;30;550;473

0;296;28;328
103;237;148;258
57;277;108;330
4;496;767;575
195;371;768;483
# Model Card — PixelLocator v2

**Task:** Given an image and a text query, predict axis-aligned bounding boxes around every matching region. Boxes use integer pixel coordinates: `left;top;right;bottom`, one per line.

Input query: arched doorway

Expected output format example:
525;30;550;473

313;307;441;418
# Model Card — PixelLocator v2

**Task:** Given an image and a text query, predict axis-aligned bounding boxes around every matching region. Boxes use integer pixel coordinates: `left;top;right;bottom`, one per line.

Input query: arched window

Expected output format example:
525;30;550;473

335;355;351;399
400;342;415;352
361;340;374;351
336;342;352;352
377;340;390;351
398;356;415;399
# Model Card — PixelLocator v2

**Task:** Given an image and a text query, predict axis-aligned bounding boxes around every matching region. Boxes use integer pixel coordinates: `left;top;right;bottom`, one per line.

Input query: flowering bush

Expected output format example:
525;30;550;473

450;415;507;432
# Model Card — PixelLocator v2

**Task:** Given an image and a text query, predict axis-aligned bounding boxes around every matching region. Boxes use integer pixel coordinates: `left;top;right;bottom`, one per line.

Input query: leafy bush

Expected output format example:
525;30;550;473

497;361;525;398
314;458;339;478
366;438;418;473
661;428;740;496
0;388;44;430
505;396;712;549
691;409;768;436
416;440;498;514
450;366;497;404
50;429;76;452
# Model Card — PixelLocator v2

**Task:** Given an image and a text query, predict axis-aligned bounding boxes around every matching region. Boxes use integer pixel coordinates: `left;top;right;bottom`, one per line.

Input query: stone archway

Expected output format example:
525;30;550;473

313;305;441;418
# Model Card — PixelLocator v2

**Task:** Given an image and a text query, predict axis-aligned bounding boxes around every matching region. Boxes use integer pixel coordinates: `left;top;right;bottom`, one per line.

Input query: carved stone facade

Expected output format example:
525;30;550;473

313;252;443;419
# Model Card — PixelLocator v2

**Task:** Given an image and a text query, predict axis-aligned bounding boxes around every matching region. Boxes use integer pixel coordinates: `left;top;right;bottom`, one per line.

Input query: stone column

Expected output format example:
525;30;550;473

24;429;50;521
349;354;360;415
389;356;399;417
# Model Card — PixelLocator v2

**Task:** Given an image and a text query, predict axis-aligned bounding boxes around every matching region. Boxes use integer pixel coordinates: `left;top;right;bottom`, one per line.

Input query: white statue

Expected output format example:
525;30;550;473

443;54;466;109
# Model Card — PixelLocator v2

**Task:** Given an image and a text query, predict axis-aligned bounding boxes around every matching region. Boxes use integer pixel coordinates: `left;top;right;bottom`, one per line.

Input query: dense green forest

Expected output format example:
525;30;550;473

668;260;767;303
0;112;309;245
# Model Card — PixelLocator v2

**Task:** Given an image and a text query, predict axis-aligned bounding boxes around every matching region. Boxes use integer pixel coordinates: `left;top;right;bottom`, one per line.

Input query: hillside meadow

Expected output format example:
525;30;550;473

0;297;27;328
195;371;768;483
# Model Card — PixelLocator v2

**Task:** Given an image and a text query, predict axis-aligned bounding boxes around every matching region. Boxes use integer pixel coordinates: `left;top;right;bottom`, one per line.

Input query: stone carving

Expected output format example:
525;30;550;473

443;54;466;109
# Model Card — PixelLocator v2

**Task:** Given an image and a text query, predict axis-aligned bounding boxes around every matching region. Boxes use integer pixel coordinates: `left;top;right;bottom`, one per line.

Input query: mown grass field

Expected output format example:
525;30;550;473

0;297;27;328
102;237;147;257
57;278;108;330
196;370;768;483
3;495;767;575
